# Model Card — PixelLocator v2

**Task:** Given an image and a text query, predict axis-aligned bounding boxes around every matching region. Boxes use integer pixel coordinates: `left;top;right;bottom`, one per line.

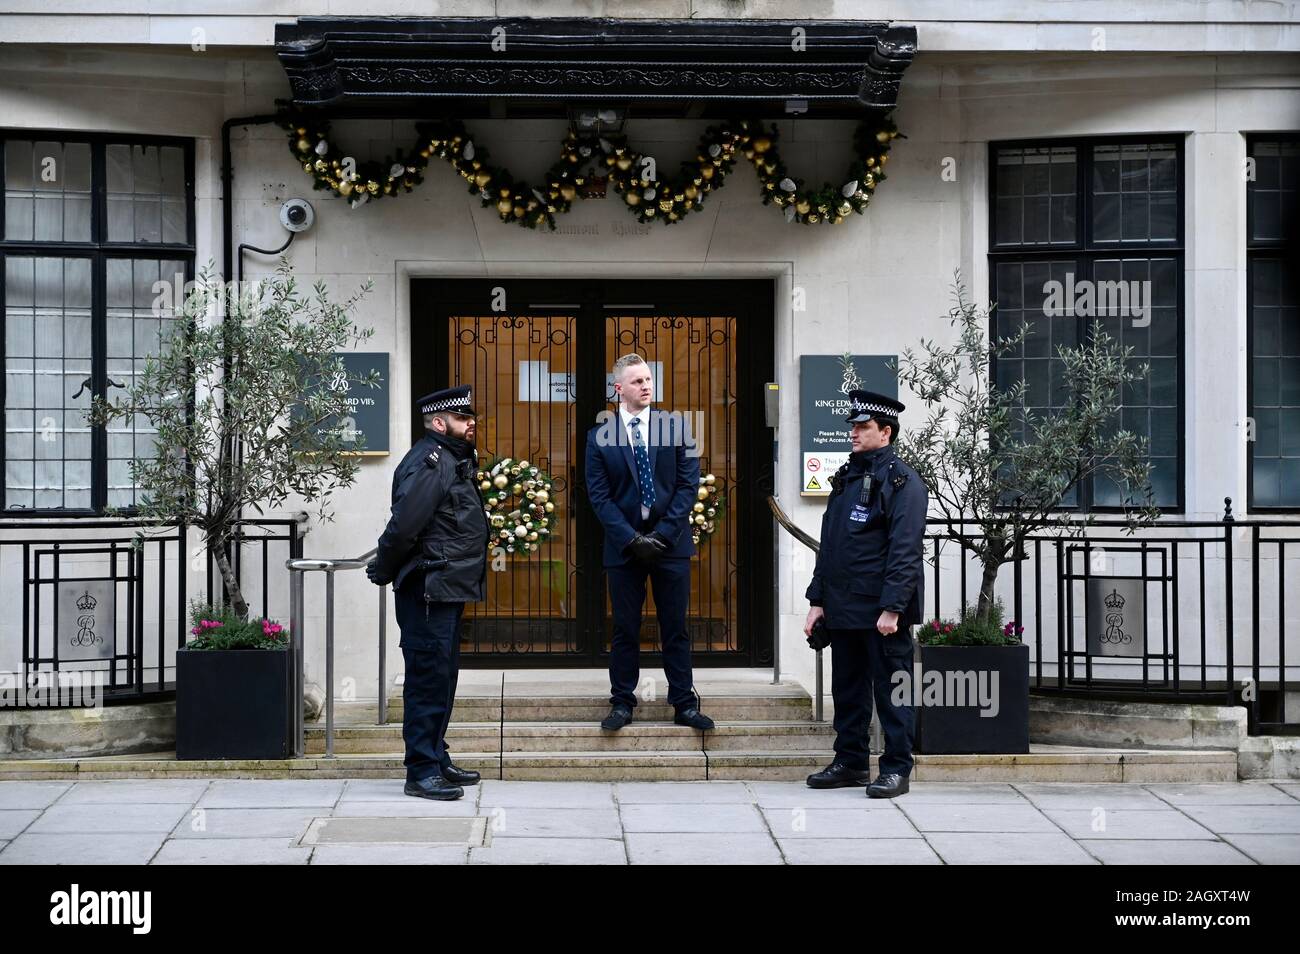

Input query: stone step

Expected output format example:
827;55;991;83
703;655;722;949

347;694;815;724
0;746;1238;783
304;721;837;755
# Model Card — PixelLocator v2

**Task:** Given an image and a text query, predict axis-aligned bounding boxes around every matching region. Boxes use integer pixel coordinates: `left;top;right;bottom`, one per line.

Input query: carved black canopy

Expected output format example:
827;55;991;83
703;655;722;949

274;17;917;118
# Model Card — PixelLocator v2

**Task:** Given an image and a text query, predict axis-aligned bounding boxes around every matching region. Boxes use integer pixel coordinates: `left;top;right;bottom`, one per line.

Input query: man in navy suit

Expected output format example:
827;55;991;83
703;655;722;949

584;353;715;731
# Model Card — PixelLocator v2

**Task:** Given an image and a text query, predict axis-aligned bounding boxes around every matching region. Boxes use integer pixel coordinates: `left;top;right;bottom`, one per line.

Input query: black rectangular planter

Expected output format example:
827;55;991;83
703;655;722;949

175;647;293;760
915;643;1030;754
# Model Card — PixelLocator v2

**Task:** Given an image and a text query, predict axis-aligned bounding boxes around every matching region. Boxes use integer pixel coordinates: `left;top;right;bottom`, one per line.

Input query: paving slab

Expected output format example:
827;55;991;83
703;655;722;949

779;837;943;865
625;832;783;865
151;838;312;865
926;832;1100;864
1177;804;1300;835
169;808;327;840
0;832;166;864
1044;809;1217;840
0;782;73;809
470;837;627;865
1219;834;1300;864
1078;839;1257;865
484;807;622;839
763;807;921;839
900;803;1059;833
197;780;345;808
28;802;190;834
620;802;766;833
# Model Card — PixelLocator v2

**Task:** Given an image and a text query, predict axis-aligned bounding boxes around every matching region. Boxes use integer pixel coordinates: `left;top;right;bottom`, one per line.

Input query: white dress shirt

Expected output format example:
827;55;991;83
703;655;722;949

619;403;652;521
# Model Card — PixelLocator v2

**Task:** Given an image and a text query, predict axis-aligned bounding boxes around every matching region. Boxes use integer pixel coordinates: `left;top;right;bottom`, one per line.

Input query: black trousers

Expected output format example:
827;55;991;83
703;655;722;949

394;579;464;783
606;555;695;711
829;626;916;777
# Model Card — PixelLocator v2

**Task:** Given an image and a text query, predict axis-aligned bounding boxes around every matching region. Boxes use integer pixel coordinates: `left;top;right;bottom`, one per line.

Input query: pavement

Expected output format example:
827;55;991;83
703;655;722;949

1;778;1298;864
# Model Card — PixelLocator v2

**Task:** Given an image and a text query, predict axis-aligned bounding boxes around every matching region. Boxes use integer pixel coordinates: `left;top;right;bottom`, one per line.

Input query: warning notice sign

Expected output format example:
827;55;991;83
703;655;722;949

799;354;897;497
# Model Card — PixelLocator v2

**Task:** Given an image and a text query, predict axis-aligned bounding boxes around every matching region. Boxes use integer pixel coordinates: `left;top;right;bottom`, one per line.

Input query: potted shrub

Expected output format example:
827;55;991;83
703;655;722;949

914;601;1030;754
175;604;293;760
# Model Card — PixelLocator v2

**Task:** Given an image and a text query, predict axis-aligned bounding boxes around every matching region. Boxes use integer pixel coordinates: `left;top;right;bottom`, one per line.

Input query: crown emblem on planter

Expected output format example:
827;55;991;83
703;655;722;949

76;590;98;612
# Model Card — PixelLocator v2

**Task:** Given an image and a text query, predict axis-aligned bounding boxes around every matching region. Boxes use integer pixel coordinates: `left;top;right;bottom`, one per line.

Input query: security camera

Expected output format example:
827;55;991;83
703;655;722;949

279;198;315;233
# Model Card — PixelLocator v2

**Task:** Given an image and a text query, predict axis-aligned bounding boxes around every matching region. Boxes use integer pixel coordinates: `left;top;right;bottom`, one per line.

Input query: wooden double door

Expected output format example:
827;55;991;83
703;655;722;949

410;278;775;667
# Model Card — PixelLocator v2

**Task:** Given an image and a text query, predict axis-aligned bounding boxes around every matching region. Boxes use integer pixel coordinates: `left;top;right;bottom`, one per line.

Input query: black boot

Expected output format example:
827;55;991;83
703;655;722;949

866;773;910;798
806;762;872;789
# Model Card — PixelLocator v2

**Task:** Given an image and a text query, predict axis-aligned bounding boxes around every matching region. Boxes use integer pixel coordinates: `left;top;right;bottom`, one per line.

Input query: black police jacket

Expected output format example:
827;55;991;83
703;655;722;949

372;430;489;603
805;445;928;630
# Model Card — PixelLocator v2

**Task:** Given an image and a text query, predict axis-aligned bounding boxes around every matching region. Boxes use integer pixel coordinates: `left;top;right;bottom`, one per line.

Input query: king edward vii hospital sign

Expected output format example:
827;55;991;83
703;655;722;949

799;355;898;497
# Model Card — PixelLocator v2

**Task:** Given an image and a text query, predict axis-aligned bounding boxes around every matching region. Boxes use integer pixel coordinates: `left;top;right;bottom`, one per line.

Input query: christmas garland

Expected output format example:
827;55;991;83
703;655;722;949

477;457;557;555
691;473;725;547
279;110;901;227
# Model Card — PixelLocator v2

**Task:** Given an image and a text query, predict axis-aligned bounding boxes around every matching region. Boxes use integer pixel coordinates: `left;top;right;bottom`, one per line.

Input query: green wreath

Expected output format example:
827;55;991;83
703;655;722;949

279;109;902;228
476;456;558;555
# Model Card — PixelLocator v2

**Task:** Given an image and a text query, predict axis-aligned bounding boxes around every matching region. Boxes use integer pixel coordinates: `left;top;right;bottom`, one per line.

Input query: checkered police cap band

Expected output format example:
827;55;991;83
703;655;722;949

421;391;473;414
852;397;897;416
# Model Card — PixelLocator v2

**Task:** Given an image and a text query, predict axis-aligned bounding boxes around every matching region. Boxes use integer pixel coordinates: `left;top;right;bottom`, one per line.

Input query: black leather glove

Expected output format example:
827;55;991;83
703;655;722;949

646;530;672;551
627;533;668;563
806;617;831;651
365;559;391;586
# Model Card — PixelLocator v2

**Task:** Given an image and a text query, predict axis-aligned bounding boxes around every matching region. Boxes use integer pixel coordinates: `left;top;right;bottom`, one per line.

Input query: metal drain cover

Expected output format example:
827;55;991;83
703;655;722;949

300;817;490;847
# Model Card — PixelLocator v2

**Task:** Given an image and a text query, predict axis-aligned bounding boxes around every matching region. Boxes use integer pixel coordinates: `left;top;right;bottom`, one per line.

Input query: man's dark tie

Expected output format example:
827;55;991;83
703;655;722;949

629;417;656;511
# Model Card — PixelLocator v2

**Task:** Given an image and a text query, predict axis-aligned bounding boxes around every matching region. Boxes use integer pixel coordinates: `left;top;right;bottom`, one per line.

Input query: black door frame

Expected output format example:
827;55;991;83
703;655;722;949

410;277;775;668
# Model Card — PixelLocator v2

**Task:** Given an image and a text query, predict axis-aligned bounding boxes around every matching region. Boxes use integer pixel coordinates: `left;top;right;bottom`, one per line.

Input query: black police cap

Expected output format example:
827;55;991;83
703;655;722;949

417;384;477;417
845;389;905;425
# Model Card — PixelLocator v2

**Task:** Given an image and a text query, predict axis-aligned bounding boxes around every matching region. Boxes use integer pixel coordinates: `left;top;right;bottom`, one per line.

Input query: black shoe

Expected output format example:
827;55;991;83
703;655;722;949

441;762;480;786
866;773;910;798
600;705;634;731
673;708;715;730
806;762;872;789
404;775;464;801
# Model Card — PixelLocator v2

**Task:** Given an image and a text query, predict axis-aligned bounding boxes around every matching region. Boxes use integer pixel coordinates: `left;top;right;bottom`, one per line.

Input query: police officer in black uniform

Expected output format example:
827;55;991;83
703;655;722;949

366;385;489;801
804;390;927;798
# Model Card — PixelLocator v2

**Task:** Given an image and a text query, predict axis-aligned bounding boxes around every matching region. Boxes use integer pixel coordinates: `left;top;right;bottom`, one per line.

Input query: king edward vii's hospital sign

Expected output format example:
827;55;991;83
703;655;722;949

799;355;899;496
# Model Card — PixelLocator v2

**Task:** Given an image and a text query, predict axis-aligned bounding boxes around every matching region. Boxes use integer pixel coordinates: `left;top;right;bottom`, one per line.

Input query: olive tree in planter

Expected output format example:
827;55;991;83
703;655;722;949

90;261;375;759
894;277;1159;753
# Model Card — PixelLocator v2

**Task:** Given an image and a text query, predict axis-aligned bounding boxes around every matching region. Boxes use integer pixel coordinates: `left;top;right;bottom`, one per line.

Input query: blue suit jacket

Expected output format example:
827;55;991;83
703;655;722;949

584;408;701;566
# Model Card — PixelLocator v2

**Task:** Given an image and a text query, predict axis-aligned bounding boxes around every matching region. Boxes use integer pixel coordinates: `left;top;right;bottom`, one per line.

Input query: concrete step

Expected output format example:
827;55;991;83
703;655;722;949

0;745;1238;783
305;721;837;755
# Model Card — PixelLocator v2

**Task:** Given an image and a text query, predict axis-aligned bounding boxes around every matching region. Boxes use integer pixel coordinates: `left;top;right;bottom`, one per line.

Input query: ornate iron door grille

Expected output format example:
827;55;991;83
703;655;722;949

411;278;774;667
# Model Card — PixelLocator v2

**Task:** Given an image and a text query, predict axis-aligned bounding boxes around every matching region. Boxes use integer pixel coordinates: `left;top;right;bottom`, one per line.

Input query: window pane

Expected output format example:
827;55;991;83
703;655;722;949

2;256;93;510
993;146;1077;247
106;143;188;245
4;140;92;242
1092;142;1178;244
1249;141;1300;245
1249;255;1300;506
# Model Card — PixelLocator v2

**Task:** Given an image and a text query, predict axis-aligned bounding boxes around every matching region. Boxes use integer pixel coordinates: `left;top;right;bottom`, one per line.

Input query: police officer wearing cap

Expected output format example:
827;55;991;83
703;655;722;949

366;385;489;801
803;390;927;798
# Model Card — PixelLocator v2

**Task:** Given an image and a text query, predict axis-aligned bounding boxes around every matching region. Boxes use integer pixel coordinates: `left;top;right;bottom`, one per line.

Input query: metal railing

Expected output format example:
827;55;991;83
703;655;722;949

0;517;301;705
771;495;1300;734
285;547;385;758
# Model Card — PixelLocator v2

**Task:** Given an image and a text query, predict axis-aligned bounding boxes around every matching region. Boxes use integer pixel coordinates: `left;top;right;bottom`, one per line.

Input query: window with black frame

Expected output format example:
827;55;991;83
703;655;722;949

988;138;1183;510
1247;136;1300;510
2;133;193;513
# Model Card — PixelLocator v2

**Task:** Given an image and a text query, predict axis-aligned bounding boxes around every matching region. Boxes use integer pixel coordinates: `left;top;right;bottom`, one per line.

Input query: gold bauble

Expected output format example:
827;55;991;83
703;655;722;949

866;157;876;167
615;156;633;171
694;514;707;526
474;171;492;189
296;138;312;154
668;212;679;221
314;159;327;173
493;474;509;489
704;474;716;485
559;184;576;202
625;192;640;206
544;502;554;513
697;487;709;501
752;137;772;154
693;502;705;513
513;206;526;218
795;199;811;215
534;490;549;503
512;483;523;494
527;532;538;542
876;130;891;143
879;153;889;165
684;185;699;200
701;166;715;180
480;480;491;491
838;201;853;215
833;215;845;225
497;199;514;215
367;181;379;194
338;180;353;197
